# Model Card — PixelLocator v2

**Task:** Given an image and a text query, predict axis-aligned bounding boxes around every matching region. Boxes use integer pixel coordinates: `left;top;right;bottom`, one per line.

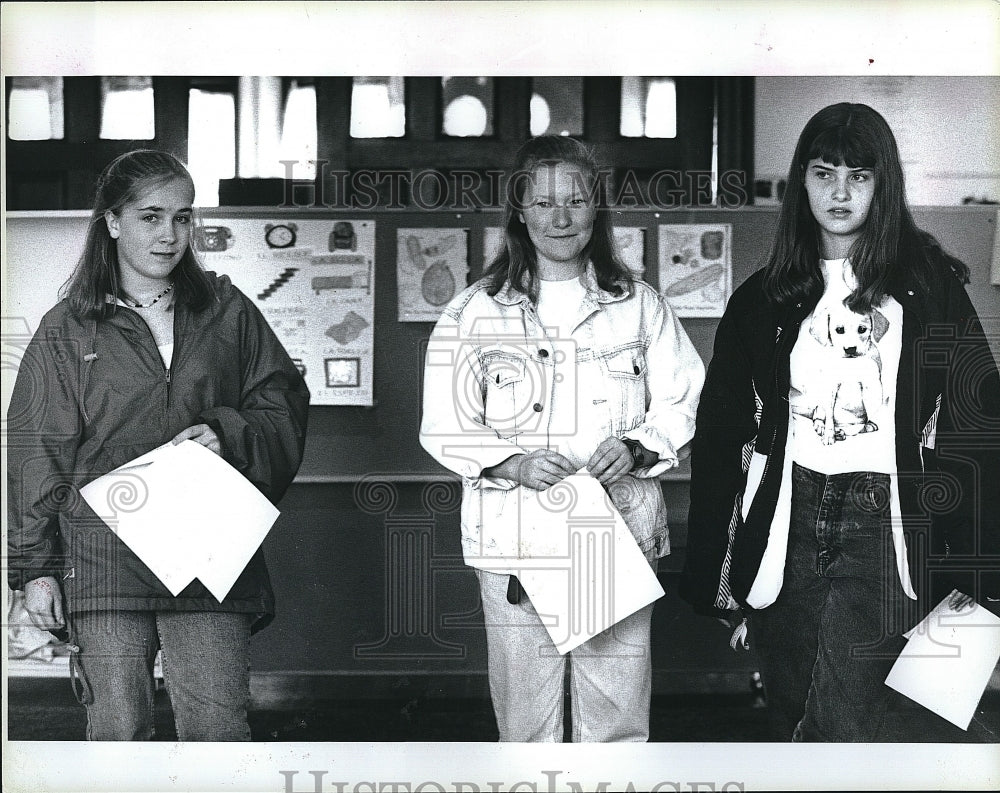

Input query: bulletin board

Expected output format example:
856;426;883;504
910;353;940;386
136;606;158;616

4;205;998;482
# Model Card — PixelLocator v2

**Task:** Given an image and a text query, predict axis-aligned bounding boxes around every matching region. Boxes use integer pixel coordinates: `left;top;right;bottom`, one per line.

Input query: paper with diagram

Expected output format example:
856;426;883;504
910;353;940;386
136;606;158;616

79;440;280;602
487;470;665;655
658;223;732;316
194;217;376;405
885;591;1000;730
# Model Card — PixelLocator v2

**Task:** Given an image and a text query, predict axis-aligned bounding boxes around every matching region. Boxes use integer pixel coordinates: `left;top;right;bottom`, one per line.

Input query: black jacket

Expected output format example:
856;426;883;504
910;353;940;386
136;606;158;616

679;258;1000;618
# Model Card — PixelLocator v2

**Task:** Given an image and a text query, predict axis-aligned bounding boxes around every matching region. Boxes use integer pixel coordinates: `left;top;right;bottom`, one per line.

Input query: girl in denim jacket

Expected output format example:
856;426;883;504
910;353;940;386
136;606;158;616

421;136;704;741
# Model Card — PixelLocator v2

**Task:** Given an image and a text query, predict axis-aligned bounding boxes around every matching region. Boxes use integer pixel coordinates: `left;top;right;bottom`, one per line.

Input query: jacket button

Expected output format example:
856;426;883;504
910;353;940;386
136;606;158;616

633;364;640;374
538;348;549;358
532;402;543;412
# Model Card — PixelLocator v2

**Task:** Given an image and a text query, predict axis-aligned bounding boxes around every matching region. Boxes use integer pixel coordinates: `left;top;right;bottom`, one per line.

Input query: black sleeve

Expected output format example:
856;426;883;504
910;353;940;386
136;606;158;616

928;274;1000;613
679;298;759;615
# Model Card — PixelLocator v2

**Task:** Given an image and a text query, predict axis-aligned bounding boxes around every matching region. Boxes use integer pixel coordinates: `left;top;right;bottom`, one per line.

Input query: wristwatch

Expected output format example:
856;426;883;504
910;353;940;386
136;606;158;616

621;438;645;471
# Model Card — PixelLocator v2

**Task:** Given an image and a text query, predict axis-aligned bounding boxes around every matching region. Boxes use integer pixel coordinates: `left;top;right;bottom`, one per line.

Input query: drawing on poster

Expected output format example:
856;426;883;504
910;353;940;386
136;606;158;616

257;267;299;300
397;228;469;321
484;226;644;277
196;216;377;405
325;357;361;387
615;227;645;275
657;223;732;317
326;311;370;345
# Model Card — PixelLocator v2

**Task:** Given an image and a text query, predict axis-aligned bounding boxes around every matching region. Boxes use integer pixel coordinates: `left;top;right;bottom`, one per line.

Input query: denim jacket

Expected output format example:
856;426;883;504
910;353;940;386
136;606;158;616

420;264;705;568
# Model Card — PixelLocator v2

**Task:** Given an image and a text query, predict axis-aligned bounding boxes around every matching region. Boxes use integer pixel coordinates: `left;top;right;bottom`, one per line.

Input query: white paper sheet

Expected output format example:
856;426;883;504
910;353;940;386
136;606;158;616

485;470;665;655
79;440;280;601
885;590;1000;730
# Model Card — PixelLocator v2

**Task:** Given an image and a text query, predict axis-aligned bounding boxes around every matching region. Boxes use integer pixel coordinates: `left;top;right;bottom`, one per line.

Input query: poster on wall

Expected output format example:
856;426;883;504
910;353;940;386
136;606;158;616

657;223;732;317
397;228;469;321
483;226;646;278
615;227;646;276
195;217;376;405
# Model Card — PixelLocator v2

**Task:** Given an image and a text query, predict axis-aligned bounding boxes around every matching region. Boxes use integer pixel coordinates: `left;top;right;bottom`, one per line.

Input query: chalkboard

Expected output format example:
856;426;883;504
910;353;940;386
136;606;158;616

5;206;998;481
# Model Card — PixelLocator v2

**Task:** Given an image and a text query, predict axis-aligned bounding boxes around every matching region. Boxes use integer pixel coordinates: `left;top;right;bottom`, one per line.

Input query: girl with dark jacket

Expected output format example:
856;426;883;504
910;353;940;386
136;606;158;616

7;150;310;740
679;103;1000;741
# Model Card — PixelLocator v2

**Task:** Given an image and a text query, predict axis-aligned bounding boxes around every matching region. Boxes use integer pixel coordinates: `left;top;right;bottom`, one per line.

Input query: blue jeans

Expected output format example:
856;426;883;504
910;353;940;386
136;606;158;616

71;610;253;741
748;463;908;742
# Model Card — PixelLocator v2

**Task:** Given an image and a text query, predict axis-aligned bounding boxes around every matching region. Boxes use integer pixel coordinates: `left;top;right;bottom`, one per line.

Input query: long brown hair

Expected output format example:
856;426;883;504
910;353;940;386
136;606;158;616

62;149;215;319
482;135;632;303
762;103;968;312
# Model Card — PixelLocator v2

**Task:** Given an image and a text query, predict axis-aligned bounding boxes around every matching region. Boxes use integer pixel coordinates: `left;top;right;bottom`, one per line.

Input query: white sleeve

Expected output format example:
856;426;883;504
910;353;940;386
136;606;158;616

419;312;524;490
623;296;705;478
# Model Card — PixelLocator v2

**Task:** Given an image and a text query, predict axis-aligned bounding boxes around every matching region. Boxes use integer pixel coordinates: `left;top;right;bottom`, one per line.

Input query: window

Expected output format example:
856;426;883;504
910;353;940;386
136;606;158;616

7;77;64;140
100;76;155;139
441;77;494;137
351;77;405;138
620;77;676;138
279;80;318;180
188;87;236;207
530;77;583;137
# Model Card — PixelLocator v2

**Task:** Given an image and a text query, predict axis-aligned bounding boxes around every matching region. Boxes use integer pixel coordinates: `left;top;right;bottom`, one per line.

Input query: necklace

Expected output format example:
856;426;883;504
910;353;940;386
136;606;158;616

121;283;174;309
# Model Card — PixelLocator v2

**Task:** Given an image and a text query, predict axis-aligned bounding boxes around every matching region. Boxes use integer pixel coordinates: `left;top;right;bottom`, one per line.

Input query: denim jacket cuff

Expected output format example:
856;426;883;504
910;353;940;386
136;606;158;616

622;428;678;478
469;475;520;491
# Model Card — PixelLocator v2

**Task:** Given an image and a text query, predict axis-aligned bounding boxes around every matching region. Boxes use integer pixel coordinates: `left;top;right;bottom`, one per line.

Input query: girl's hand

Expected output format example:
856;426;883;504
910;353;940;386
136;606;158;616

586;437;633;485
510;449;576;490
23;576;65;632
170;424;222;455
948;590;976;611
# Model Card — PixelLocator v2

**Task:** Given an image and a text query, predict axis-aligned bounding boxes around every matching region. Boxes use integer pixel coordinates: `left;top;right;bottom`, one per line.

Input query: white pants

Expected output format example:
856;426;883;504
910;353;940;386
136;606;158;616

476;568;654;742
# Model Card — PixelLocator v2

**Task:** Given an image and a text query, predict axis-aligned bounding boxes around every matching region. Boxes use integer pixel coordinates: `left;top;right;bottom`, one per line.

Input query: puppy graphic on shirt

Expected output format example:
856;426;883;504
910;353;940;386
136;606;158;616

792;300;890;445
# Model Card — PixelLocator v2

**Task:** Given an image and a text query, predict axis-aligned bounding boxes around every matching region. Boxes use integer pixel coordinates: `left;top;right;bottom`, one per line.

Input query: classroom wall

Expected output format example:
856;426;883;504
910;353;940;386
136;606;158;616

754;76;1000;206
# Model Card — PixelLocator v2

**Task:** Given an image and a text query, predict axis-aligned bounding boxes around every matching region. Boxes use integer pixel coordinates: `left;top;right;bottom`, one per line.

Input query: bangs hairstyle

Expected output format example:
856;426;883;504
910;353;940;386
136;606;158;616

62;149;215;320
762;102;966;312
482;135;632;304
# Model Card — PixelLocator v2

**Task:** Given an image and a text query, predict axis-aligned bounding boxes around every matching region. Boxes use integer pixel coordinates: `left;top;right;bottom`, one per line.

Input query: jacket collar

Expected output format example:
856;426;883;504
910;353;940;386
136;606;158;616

492;261;632;307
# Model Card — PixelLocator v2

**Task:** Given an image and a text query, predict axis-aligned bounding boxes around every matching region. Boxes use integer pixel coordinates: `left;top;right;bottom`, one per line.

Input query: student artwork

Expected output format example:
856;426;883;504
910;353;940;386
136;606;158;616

193;216;376;406
657;224;732;317
192;224;234;252
325;310;370;345
614;227;646;276
397;228;469;321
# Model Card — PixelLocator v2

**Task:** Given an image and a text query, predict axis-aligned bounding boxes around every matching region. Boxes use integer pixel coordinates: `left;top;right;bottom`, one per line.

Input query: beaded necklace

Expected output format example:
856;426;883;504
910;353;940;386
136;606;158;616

121;283;174;309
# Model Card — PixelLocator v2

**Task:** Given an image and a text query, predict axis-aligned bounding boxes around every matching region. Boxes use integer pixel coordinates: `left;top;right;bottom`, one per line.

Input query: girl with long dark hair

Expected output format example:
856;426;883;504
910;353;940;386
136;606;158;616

680;103;1000;741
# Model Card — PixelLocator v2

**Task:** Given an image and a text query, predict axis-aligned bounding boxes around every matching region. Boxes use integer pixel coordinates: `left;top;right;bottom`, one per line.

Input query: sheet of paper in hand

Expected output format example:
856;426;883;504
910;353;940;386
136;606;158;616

499;470;665;655
79;440;280;601
885;590;1000;730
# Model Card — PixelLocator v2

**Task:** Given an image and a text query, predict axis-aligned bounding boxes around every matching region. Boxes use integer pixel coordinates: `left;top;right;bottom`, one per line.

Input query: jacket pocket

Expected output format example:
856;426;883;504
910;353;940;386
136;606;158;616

482;351;534;437
596;344;648;433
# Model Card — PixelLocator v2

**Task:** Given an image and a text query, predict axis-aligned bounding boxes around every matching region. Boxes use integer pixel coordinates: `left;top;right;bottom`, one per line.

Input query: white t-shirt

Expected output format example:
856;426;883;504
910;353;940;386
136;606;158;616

535;275;587;339
534;276;601;468
788;258;902;475
746;258;916;608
